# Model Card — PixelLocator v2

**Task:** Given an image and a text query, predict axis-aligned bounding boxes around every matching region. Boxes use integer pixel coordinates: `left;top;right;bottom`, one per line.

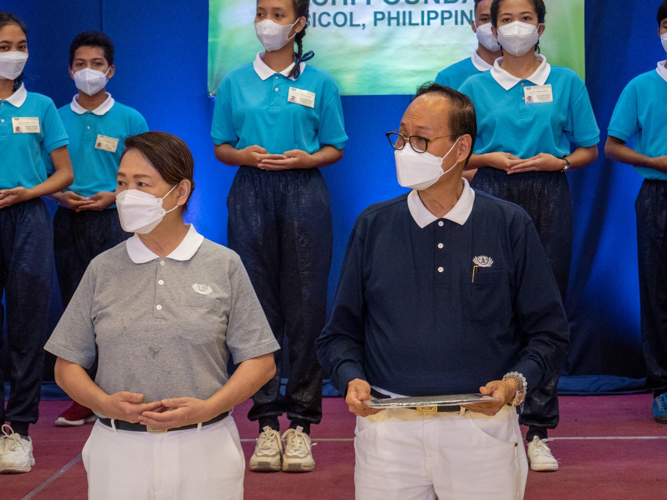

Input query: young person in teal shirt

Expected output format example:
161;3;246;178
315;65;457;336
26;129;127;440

0;11;73;474
47;31;148;429
435;0;502;90
459;0;599;473
605;0;667;425
212;0;347;474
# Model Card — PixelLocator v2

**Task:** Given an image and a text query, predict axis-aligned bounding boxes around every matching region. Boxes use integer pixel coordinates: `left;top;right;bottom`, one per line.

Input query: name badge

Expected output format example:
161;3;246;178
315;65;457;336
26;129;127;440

95;134;119;153
288;87;315;108
12;117;40;134
524;84;553;104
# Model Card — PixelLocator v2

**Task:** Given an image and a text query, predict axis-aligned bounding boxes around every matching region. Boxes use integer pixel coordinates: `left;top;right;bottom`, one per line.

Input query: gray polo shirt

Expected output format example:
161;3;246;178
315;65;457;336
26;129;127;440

45;225;279;409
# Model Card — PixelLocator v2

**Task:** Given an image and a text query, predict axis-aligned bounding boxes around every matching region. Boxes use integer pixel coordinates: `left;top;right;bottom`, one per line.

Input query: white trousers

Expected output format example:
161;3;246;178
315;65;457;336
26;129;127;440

354;406;528;500
82;416;245;500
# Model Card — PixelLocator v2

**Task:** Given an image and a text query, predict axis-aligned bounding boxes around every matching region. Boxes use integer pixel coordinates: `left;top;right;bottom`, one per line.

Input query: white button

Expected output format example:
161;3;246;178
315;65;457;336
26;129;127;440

438;267;444;273
0;119;4;123
160;260;165;266
87;126;90;129
438;221;444;227
521;82;525;86
438;243;443;249
158;280;164;285
1;102;4;106
156;305;162;310
275;76;279;79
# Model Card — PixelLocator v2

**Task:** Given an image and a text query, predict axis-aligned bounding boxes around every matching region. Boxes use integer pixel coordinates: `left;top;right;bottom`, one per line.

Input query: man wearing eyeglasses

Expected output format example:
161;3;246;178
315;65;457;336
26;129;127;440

316;83;569;500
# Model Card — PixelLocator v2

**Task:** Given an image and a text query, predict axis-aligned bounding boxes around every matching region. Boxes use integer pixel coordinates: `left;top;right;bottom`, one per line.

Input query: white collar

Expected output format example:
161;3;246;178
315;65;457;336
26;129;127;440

126;224;205;264
490;54;551;91
4;83;27;108
70;93;115;116
407;178;476;229
656;61;667;83
471;50;493;72
253;51;305;81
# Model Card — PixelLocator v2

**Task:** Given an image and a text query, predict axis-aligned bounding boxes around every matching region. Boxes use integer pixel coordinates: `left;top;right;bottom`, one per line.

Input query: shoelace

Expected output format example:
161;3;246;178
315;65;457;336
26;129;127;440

282;429;314;458
1;425;22;454
657;396;667;412
256;429;281;455
532;439;553;458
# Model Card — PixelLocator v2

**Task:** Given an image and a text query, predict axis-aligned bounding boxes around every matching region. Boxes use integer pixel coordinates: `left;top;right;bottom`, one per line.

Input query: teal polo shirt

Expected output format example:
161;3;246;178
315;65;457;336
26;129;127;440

211;52;348;155
435;50;493;90
459;56;600;159
0;84;69;190
608;63;667;181
46;94;148;198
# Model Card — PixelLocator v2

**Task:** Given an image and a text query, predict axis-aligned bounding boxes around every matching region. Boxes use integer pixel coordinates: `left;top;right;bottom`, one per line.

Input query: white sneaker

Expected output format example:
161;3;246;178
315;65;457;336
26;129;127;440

0;425;35;474
527;436;559;472
249;426;282;472
282;426;315;472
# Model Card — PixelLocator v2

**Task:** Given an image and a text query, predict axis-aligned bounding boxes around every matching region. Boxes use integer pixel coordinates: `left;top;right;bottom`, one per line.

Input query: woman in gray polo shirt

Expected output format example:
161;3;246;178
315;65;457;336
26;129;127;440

45;131;279;500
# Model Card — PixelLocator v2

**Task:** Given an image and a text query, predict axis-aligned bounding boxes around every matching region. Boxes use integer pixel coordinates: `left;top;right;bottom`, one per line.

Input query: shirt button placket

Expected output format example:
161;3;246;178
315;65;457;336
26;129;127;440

435;221;447;282
155;261;167;319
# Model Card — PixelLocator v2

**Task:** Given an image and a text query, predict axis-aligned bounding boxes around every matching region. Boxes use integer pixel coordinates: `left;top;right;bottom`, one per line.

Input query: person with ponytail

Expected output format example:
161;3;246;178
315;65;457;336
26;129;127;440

0;11;73;473
211;0;347;473
459;0;599;472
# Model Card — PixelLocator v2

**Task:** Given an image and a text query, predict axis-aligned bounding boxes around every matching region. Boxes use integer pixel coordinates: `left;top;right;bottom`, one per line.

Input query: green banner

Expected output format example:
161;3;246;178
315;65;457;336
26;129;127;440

208;0;585;96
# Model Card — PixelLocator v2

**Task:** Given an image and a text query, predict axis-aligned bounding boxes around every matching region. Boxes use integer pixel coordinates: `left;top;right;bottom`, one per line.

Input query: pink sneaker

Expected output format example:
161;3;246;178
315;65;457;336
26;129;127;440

55;401;97;427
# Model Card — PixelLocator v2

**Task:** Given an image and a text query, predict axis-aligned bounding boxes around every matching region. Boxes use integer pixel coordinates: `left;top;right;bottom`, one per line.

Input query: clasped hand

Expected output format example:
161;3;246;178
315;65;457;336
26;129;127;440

239;145;316;170
104;392;214;431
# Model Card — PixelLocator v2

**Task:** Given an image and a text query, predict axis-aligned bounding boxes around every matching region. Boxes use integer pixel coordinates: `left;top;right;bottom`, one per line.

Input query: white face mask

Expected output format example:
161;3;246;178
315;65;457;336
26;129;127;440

395;137;461;191
255;18;299;52
0;51;28;80
72;67;109;96
476;22;501;52
661;33;667;55
497;21;541;57
116;185;178;234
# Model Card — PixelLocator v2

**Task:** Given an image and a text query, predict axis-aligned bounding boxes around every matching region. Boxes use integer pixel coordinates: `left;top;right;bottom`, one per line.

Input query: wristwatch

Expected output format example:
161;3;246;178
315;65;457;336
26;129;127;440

502;372;527;408
561;156;571;172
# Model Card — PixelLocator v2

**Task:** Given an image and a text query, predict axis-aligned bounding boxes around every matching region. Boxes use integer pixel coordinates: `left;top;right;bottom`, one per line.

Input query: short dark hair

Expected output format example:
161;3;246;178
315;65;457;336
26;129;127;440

659;1;667;26
0;12;28;90
490;0;546;26
474;0;484;12
121;132;196;211
414;83;477;165
69;31;114;67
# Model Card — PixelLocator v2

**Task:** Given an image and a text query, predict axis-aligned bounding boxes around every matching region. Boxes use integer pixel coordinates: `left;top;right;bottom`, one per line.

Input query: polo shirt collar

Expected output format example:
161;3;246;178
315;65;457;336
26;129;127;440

253;51;305;81
490;54;550;91
70;93;115;116
656;61;667;83
126;224;205;264
407;178;476;229
4;83;27;108
471;50;493;72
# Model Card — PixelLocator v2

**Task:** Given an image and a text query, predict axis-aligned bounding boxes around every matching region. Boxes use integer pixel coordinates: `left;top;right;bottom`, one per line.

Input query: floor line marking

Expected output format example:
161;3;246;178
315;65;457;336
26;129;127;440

22;453;82;500
240;436;667;442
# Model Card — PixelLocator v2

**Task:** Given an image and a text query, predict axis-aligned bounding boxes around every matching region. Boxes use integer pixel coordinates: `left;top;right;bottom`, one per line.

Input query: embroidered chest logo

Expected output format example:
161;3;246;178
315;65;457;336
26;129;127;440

192;283;213;295
473;256;494;268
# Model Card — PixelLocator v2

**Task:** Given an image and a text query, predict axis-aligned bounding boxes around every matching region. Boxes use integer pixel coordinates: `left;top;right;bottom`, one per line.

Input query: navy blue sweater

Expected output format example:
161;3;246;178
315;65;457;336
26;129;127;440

316;191;570;397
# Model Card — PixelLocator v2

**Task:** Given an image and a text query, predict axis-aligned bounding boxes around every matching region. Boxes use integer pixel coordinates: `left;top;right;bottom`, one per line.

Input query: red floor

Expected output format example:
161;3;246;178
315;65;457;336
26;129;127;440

1;395;666;499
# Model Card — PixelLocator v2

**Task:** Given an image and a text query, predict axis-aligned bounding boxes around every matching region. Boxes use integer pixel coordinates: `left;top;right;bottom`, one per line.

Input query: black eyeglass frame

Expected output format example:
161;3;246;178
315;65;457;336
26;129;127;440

385;132;456;154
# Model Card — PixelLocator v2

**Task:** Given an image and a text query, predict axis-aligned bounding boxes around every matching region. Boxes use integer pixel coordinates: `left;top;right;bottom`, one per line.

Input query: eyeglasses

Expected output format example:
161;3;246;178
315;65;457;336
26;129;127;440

385;132;455;154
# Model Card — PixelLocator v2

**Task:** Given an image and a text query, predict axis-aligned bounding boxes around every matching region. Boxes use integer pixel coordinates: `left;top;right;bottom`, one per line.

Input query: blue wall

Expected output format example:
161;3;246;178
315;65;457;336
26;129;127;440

2;0;663;388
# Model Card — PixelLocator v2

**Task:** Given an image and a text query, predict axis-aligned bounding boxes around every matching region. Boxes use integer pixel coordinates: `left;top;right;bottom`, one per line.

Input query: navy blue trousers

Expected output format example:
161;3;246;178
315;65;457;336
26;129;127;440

472;168;572;438
636;179;667;397
228;167;332;430
0;198;53;428
54;207;131;308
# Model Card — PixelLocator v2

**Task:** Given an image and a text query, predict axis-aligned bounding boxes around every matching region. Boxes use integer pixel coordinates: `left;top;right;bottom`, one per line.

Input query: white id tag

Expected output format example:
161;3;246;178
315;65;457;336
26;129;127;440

524;84;553;104
287;87;315;108
12;117;40;134
95;134;119;153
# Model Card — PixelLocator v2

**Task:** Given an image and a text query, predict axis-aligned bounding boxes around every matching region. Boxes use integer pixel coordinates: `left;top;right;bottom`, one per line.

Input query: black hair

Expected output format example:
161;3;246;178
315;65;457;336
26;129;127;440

490;0;546;53
659;1;667;26
69;31;114;67
287;0;309;78
0;11;28;91
414;83;477;166
121;132;196;211
474;0;484;12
